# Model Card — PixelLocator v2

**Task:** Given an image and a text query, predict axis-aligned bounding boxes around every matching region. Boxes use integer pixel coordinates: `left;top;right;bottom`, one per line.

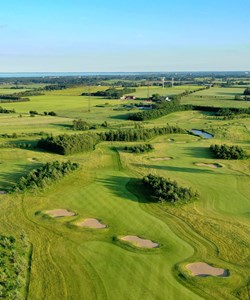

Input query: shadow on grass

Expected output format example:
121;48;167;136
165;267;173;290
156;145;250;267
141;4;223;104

50;123;73;129
0;162;42;191
132;163;216;174
183;146;214;159
96;175;151;203
110;113;130;120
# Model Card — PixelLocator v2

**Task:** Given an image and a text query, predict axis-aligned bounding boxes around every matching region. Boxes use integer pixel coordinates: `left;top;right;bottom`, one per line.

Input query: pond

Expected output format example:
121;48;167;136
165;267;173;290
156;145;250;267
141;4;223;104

189;129;213;139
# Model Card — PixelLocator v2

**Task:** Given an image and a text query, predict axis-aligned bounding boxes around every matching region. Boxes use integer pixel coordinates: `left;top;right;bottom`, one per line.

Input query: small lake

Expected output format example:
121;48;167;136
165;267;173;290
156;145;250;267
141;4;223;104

189;129;213;139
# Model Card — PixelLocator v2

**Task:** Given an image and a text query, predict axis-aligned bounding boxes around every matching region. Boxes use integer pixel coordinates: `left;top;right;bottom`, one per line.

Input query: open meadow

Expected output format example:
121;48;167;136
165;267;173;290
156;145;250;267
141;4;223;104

0;83;249;299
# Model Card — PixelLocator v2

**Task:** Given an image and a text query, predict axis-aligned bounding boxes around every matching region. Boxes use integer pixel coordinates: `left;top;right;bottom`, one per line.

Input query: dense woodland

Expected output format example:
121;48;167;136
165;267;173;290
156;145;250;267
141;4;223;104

37;134;99;155
142;174;199;203
13;161;79;192
210;144;246;159
0;234;28;299
38;125;185;155
124;144;154;153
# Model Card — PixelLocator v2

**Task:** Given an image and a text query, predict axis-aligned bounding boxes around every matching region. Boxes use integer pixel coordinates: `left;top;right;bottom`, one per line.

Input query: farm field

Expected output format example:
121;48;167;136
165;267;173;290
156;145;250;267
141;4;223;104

0;83;249;300
181;86;250;108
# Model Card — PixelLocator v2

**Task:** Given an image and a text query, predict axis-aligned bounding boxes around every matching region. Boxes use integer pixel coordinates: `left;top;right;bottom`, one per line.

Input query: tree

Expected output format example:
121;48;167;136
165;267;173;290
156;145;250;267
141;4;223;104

243;88;250;95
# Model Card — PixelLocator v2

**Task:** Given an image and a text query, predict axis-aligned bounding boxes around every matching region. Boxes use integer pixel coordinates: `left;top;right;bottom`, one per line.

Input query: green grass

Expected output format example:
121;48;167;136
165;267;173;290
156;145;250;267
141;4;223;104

181;86;250;108
129;85;202;98
0;84;249;299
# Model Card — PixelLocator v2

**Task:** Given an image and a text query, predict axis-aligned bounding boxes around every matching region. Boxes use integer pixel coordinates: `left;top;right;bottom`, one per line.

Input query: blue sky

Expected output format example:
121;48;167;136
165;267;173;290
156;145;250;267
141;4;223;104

0;0;249;71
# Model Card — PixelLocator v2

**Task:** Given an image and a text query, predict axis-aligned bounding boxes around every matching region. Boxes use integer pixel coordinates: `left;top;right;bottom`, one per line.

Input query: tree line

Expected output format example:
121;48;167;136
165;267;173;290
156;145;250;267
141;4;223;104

142;174;199;203
124;144;154;153
13;161;79;192
38;125;185;155
0;94;30;103
82;87;136;99
129;98;189;121
0;106;15;113
210;144;246;159
130;102;250;121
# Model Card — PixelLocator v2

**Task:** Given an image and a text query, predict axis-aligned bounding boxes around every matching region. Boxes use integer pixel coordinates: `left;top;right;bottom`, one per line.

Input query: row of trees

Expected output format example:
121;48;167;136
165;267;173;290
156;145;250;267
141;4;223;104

38;125;185;155
82;88;136;99
129;99;188;121
0;106;15;113
142;174;199;203
13;161;79;192
29;110;57;116
130;99;250;121
210;144;246;159
0;94;30;103
124;144;154;153
98;125;185;142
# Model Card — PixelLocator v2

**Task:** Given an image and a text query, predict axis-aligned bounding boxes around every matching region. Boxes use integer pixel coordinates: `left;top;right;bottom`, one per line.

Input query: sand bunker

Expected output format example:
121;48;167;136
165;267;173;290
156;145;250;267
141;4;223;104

0;190;7;194
46;209;76;218
27;158;37;162
120;235;159;248
77;218;106;229
196;163;221;169
175;141;186;144
150;157;172;161
187;262;228;277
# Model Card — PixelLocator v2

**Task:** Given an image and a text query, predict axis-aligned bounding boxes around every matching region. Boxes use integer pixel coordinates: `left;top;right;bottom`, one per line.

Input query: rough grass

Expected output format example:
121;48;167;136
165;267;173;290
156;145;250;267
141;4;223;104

0;84;249;299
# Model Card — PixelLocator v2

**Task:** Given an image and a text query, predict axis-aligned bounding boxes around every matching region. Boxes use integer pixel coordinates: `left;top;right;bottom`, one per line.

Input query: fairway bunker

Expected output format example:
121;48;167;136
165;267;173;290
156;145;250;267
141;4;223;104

120;235;159;248
27;158;37;162
150;157;173;161
187;262;228;277
0;190;7;194
45;209;76;218
77;218;106;229
195;163;222;169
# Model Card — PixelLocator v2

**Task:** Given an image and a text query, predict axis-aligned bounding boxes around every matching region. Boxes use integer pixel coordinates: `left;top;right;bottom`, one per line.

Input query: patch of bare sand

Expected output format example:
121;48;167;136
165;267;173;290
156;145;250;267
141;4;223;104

121;235;159;248
46;209;76;218
27;158;37;162
187;262;228;277
196;163;221;169
0;190;7;194
175;141;186;144
150;157;172;161
77;218;106;229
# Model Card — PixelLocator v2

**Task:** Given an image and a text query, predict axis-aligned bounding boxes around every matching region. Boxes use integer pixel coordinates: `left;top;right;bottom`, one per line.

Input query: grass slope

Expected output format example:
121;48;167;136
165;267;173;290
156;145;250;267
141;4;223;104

0;84;249;299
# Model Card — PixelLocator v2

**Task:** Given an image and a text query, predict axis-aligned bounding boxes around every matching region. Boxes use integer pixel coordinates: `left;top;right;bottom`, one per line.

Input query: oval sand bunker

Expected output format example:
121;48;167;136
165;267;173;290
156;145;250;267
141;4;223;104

46;209;76;218
77;218;106;229
150;157;172;161
187;262;228;277
121;235;158;248
27;158;37;162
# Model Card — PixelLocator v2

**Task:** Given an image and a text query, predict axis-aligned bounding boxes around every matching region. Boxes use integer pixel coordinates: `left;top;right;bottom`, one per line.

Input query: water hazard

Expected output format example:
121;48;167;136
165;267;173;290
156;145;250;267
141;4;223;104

189;129;213;139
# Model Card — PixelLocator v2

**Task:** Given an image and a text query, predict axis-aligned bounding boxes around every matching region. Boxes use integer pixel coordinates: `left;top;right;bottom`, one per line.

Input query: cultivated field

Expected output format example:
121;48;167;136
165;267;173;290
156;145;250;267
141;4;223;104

0;84;249;299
